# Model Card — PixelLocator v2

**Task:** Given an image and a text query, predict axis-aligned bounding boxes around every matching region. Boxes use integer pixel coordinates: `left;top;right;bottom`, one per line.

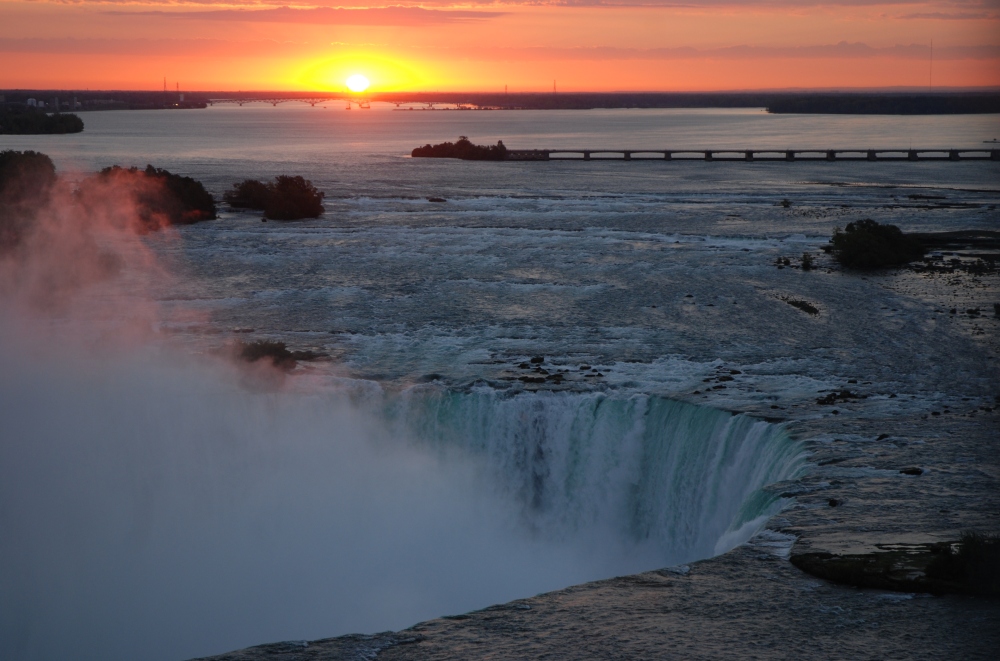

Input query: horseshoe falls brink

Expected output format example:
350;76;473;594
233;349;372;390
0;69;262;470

0;351;802;661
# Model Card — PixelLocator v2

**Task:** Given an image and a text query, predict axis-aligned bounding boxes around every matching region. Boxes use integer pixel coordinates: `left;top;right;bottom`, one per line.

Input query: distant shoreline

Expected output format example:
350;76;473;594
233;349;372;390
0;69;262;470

3;90;999;115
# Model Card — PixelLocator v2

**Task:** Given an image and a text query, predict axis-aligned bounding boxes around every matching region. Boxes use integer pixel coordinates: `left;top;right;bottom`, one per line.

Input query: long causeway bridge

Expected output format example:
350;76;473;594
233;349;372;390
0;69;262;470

504;149;999;162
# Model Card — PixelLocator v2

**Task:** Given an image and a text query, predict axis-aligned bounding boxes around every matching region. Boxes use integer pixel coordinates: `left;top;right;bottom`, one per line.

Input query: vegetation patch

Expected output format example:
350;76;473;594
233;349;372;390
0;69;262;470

0;107;83;134
828;219;926;269
224;175;325;220
925;532;1000;596
0;150;57;250
89;165;216;230
412;137;508;161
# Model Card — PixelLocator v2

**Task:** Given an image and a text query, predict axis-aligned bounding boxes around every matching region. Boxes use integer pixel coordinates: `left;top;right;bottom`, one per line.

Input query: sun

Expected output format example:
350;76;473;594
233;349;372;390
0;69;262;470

346;74;370;93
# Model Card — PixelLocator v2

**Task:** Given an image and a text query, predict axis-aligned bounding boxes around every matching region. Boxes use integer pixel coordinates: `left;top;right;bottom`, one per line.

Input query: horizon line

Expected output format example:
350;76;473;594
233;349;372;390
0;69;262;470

4;86;1000;94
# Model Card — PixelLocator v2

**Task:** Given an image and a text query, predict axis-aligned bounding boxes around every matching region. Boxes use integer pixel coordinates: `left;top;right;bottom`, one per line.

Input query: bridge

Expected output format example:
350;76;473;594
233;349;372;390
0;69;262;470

207;96;370;109
205;96;451;109
504;149;1000;162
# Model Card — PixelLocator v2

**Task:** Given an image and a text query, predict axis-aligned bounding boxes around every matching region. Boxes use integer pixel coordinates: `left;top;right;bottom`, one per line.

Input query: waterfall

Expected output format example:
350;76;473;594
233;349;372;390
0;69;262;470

394;387;804;562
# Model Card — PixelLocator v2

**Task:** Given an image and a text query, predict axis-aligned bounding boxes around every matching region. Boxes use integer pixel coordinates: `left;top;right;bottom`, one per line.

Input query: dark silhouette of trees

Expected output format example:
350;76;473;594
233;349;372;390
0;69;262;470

766;94;1000;115
926;532;1000;596
88;165;217;231
0;108;84;134
266;176;325;220
412;137;508;160
223;179;271;210
830;219;926;268
0;150;57;250
224;175;325;220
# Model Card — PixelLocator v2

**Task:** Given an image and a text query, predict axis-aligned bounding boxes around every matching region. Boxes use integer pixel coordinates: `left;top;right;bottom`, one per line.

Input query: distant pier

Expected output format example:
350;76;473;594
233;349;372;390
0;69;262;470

504;149;1000;162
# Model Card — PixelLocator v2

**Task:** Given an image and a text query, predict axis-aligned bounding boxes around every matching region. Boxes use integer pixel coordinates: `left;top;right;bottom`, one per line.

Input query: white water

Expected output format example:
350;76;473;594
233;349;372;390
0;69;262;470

0;343;802;661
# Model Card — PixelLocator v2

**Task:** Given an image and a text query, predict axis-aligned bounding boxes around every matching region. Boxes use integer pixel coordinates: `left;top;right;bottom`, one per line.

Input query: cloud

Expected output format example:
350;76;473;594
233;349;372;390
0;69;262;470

471;42;1000;60
898;11;997;18
545;0;999;6
0;37;317;56
2;38;997;60
110;6;507;25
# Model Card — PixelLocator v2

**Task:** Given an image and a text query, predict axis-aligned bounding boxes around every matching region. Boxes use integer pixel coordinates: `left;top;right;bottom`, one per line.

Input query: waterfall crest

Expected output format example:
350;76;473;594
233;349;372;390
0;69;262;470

394;387;804;563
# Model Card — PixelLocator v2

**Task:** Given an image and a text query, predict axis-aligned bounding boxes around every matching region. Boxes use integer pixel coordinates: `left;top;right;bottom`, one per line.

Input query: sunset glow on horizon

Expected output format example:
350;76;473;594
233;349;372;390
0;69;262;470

1;1;998;91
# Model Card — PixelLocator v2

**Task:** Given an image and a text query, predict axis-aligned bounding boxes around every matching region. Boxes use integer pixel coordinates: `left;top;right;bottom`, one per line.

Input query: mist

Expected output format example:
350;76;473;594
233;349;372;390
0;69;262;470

1;344;647;661
0;165;802;661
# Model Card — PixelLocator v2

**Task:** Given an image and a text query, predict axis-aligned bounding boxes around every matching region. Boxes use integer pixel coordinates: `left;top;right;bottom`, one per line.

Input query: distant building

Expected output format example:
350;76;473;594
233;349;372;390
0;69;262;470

26;98;37;107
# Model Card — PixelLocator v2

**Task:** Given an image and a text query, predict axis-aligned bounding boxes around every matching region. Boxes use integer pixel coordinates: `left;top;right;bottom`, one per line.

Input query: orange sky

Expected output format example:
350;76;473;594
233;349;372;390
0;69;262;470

1;1;998;91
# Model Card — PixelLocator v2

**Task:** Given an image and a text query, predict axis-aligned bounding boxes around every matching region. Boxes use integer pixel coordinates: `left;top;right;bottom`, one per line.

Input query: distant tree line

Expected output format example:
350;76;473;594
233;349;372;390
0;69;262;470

0;108;83;134
373;91;1000;114
766;94;1000;115
412;137;508;160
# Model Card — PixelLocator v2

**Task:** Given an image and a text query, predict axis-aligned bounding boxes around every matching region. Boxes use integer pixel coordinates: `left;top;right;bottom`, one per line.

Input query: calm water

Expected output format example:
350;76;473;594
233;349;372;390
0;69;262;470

1;107;998;661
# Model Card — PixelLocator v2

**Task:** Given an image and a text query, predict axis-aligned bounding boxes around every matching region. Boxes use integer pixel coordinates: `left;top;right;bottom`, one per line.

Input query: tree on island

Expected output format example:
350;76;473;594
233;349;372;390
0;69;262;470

224;175;325;220
411;137;508;160
80;165;217;232
0;150;57;250
829;219;926;269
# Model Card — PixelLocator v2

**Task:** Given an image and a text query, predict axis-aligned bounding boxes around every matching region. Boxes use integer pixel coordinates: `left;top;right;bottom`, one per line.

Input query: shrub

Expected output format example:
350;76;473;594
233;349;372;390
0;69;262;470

0;150;57;250
830;219;926;269
224;176;325;220
925;532;1000;596
801;252;814;270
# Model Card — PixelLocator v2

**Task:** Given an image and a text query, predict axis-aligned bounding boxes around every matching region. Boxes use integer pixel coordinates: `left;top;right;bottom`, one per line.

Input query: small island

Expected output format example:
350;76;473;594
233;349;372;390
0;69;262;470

412;137;508;160
90;165;217;230
224;176;325;220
